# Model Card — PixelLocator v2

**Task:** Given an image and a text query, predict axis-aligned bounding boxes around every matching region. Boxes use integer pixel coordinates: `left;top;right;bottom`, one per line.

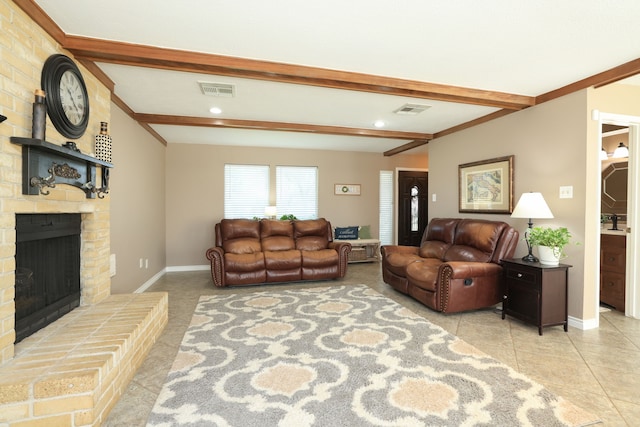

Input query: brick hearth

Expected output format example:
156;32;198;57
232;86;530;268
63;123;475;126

0;292;167;426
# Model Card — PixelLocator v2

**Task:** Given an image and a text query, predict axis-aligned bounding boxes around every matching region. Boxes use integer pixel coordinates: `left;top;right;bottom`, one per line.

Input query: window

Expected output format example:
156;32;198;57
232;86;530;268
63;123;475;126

276;166;318;219
379;171;393;245
224;164;269;218
411;185;419;232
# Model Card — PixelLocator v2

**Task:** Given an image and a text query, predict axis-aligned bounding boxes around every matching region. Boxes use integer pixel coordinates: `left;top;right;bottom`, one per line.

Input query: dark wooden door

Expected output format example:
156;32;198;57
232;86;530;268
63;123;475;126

397;171;428;246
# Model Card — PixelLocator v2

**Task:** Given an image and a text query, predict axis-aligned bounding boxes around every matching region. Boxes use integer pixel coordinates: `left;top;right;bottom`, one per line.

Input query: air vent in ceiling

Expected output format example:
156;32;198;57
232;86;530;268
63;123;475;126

198;81;235;97
393;103;431;115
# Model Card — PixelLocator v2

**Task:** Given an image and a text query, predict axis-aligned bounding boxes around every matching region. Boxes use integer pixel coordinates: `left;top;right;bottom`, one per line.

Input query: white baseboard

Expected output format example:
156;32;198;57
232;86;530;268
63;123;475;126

134;269;167;293
166;265;209;272
133;265;209;293
568;315;599;330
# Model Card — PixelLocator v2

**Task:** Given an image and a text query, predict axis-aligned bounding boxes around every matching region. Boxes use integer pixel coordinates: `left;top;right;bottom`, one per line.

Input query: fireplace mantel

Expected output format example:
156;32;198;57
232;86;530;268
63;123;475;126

10;137;113;199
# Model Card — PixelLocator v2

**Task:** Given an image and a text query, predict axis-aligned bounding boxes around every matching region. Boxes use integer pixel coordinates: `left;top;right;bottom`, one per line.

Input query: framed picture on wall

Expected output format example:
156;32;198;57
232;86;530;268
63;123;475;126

458;155;514;214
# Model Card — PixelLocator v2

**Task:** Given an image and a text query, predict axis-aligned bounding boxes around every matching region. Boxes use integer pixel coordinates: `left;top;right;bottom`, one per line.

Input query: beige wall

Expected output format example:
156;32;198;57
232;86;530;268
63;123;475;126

429;91;589;320
164;143;426;267
109;103;166;293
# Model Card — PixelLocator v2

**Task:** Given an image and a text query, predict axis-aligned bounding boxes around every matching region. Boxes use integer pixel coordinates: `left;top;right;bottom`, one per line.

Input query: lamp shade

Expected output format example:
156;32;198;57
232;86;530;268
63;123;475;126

265;206;277;217
511;192;554;219
599;148;608;160
612;142;629;158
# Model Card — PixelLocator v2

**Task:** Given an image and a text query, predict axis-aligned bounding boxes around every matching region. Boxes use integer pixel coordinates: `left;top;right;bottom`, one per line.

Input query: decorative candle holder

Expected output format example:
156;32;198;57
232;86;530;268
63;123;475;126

95;122;112;162
32;89;47;140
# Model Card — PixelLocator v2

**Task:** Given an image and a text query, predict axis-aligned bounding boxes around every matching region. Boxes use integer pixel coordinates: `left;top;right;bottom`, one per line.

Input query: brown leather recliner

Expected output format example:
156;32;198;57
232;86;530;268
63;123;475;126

381;218;519;313
206;218;351;287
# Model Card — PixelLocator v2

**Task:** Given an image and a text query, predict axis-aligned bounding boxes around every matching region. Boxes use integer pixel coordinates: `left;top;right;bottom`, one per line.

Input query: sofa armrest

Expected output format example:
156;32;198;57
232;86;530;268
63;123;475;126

441;261;502;279
205;246;226;287
436;261;504;313
328;241;351;277
380;245;420;258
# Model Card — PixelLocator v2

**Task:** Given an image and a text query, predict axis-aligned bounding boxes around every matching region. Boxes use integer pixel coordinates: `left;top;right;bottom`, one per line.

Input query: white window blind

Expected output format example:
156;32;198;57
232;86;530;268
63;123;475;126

276;166;318;219
224;164;269;219
379;170;394;245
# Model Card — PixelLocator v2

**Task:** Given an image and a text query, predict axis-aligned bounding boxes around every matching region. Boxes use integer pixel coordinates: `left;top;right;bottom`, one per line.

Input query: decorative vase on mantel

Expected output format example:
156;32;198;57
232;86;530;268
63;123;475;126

95;121;112;163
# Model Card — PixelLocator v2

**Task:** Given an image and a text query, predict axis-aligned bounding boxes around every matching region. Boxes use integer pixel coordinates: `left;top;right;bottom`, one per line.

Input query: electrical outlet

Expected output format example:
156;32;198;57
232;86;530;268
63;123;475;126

559;186;573;199
109;254;116;277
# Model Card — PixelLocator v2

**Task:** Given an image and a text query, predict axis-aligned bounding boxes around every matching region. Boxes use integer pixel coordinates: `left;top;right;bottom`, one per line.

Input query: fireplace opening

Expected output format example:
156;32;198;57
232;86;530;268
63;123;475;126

15;214;81;343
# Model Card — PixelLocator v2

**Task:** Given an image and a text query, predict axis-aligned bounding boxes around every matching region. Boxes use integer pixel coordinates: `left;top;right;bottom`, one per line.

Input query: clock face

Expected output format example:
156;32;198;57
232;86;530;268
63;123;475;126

41;54;90;139
60;70;88;126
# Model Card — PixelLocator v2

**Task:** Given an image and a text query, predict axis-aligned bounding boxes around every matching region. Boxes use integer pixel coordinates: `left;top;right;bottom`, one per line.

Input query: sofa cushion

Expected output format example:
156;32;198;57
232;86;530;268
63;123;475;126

301;249;339;268
264;250;301;270
418;241;450;259
261;219;295;251
418;218;457;258
224;252;265;272
295;219;329;251
444;219;506;263
405;259;444;291
384;253;423;276
220;219;262;254
422;218;458;244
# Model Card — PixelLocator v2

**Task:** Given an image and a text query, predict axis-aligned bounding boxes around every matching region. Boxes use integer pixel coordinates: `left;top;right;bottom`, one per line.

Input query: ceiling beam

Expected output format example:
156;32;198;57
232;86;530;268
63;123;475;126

63;36;535;111
383;140;430;157
13;0;66;45
537;57;640;104
134;114;431;141
112;97;168;146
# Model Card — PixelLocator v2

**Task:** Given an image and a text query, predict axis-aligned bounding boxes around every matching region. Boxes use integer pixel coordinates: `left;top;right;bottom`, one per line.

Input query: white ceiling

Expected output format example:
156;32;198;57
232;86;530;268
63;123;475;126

32;0;640;154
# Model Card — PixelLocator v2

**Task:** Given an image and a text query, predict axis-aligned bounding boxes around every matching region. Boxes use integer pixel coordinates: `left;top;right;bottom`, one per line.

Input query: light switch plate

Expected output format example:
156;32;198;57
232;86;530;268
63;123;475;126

559;186;573;199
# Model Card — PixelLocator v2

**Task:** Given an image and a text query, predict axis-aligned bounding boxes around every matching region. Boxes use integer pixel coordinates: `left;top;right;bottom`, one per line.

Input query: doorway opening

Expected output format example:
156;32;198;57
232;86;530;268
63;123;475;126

597;113;639;321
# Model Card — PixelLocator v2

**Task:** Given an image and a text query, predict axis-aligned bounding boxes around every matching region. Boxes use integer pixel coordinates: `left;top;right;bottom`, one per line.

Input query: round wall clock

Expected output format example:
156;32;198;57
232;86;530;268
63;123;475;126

41;54;90;139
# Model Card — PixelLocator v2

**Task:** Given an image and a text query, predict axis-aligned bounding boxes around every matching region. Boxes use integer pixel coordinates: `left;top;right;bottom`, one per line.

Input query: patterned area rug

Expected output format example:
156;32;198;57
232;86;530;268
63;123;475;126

147;285;600;427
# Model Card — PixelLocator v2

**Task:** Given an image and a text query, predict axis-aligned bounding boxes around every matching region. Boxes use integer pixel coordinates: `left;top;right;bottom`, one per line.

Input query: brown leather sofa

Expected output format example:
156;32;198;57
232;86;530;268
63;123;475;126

381;218;519;313
206;218;351;287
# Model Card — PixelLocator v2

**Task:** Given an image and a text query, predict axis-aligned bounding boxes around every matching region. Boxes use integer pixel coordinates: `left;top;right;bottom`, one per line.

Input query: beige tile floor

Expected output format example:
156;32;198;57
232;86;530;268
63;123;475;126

105;263;640;426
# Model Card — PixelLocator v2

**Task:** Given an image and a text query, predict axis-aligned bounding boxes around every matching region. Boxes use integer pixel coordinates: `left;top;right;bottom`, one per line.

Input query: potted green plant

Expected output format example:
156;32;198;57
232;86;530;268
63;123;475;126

527;226;573;265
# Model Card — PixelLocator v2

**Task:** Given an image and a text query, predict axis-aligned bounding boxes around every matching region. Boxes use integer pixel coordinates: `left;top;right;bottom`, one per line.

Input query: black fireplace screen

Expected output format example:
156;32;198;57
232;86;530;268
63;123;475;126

15;214;81;343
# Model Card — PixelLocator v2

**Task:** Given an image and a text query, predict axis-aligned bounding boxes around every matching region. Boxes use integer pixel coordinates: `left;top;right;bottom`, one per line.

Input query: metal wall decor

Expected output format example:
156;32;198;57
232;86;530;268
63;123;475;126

10;137;112;199
334;184;361;195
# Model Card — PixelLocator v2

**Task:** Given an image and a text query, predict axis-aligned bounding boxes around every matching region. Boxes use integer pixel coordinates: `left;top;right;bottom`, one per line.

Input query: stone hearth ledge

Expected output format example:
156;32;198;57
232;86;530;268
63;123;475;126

0;292;168;426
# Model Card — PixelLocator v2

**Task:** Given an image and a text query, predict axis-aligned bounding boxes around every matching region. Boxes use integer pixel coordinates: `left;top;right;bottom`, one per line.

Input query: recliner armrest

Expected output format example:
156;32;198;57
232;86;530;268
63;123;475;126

380;245;420;257
437;261;504;313
328;241;351;277
439;261;502;279
205;247;225;287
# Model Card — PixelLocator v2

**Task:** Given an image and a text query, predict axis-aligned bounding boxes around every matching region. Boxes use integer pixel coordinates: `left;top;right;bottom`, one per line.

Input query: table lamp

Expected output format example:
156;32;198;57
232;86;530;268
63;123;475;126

264;206;277;219
511;192;554;262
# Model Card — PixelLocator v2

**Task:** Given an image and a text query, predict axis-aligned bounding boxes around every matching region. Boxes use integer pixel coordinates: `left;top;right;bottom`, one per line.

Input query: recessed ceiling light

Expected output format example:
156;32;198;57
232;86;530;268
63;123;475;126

210;107;222;114
374;120;385;128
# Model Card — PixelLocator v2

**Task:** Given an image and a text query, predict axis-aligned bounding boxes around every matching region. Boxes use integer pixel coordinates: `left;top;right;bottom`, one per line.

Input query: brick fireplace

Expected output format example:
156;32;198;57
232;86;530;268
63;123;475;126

0;199;169;426
0;127;168;426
